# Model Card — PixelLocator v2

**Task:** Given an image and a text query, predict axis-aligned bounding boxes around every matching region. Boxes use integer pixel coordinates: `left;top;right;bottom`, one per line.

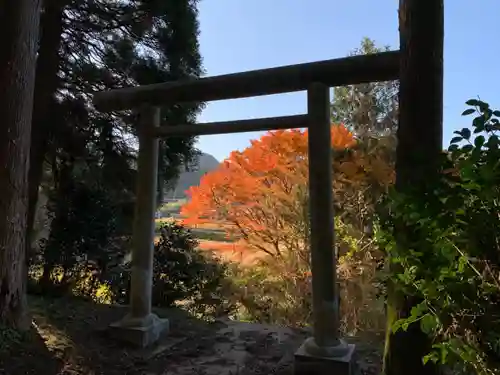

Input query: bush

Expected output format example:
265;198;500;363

27;263;115;304
378;100;500;374
225;263;312;326
222;219;385;334
33;177;125;296
337;220;386;335
155;218;172;232
112;222;233;317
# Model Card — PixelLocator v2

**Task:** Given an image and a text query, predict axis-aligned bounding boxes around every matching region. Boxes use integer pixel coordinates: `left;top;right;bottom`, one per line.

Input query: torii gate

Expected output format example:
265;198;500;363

93;1;443;373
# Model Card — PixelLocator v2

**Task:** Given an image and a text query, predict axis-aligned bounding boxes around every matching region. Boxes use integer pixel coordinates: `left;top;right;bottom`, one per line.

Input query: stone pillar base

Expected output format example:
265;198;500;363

108;313;169;348
294;337;356;375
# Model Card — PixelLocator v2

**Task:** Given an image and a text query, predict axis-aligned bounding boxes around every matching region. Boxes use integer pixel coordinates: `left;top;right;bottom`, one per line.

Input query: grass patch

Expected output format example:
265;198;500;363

190;229;236;242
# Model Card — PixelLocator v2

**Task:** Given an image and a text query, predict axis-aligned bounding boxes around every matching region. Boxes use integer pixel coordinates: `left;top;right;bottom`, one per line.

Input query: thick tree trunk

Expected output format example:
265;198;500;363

0;0;42;330
26;0;65;259
383;0;444;374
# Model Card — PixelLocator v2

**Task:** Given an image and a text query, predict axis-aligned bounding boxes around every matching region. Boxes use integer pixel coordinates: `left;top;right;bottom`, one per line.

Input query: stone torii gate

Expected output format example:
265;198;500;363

93;51;398;372
92;1;443;373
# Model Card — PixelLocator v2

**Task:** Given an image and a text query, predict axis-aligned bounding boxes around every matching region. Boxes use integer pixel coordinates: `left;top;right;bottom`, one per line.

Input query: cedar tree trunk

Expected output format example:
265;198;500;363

0;0;42;329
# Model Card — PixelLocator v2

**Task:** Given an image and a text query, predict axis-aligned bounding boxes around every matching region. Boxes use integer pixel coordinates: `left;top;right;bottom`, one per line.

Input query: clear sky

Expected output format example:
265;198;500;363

195;0;499;162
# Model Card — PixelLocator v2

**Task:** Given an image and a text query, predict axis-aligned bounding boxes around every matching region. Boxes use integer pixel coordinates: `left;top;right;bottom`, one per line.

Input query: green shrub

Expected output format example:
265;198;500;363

378;99;500;374
33;177;125;296
154;219;170;232
112;222;232;316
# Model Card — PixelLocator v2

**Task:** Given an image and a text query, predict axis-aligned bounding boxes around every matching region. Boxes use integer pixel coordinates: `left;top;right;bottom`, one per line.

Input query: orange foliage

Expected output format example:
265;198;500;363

181;124;393;261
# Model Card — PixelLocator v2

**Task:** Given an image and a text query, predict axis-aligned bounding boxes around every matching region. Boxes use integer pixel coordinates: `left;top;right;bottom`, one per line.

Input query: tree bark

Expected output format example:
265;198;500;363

26;0;66;256
0;0;42;330
383;0;444;374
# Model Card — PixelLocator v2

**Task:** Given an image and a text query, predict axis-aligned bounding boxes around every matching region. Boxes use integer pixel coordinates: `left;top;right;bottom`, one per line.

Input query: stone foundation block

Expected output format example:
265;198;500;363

108;313;169;348
294;338;356;375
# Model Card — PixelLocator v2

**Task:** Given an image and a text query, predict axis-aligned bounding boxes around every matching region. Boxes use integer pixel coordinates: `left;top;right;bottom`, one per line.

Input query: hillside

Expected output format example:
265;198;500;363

164;152;220;200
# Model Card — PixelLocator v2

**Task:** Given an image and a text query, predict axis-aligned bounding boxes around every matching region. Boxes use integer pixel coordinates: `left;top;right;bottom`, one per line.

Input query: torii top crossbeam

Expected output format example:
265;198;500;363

93;51;399;112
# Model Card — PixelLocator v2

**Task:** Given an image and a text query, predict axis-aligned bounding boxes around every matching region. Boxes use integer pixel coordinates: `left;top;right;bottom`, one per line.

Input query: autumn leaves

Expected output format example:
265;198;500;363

181;124;394;262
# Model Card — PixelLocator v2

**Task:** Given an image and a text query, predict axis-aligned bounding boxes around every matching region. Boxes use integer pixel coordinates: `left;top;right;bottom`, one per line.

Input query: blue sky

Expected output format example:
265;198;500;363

195;0;498;162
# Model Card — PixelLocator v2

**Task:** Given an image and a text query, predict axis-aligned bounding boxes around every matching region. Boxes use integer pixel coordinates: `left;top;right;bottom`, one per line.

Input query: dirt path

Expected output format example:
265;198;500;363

0;296;383;375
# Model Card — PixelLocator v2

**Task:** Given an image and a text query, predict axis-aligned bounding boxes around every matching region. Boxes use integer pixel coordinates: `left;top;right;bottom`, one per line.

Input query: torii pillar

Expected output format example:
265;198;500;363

294;83;355;375
108;106;169;347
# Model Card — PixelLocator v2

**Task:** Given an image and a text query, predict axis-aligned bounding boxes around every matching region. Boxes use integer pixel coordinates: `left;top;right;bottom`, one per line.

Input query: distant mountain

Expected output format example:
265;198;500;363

163;152;220;200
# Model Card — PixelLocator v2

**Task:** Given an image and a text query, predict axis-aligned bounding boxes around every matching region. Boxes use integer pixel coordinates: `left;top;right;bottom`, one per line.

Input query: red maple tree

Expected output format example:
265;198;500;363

181;124;393;264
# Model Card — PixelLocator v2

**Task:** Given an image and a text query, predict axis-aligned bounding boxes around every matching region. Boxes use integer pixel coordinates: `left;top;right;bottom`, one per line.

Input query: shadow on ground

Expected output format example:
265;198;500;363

22;295;225;375
0;322;63;375
0;295;383;375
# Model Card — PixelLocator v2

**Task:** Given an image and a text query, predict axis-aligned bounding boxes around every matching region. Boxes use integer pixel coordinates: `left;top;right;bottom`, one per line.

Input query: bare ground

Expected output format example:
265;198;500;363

0;296;383;375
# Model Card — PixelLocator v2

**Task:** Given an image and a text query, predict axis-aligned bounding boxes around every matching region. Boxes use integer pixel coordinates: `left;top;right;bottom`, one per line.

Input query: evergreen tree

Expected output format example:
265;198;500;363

331;37;398;138
28;0;204;281
330;38;398;234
